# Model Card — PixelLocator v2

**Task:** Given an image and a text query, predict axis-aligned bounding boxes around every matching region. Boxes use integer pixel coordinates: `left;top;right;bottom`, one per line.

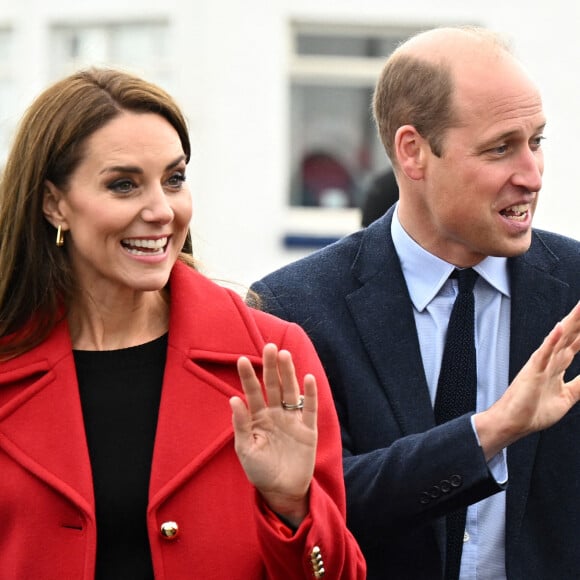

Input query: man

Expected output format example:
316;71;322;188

250;26;580;580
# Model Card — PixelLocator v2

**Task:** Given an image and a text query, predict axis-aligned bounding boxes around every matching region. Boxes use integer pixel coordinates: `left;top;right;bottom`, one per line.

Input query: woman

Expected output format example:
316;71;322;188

0;68;365;579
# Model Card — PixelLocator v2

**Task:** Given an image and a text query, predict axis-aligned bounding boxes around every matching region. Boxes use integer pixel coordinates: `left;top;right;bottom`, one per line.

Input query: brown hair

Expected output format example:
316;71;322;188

373;53;455;162
0;68;194;359
373;26;512;164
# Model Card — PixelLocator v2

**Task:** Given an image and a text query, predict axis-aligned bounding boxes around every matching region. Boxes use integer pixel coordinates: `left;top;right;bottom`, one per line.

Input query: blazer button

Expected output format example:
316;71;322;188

160;521;179;540
310;545;326;578
449;474;463;488
428;485;441;499
440;479;452;493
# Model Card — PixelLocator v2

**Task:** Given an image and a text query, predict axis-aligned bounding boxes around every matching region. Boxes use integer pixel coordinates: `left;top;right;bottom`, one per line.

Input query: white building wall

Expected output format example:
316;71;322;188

1;0;578;290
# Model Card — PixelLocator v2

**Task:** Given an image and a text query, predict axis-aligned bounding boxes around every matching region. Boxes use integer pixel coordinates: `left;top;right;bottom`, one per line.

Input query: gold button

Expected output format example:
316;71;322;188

160;521;179;540
310;546;325;577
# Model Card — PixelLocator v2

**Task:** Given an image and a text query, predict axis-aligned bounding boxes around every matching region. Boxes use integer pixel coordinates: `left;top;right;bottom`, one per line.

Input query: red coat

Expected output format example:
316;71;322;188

0;261;365;579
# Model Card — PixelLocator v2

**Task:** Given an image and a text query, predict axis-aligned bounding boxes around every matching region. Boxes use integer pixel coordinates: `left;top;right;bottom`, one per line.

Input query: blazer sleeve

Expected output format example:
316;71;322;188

252;320;366;580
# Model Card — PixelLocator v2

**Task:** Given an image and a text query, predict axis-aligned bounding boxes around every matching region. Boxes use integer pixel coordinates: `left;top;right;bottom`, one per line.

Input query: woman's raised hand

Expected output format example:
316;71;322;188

230;343;317;528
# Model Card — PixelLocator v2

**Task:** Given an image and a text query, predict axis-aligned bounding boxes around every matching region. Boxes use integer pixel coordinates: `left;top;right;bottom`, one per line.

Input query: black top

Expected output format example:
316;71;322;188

74;334;167;580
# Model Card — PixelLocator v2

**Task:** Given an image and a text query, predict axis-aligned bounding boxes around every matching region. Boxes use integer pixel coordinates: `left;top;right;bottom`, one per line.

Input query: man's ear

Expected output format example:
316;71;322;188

42;180;68;229
394;125;429;181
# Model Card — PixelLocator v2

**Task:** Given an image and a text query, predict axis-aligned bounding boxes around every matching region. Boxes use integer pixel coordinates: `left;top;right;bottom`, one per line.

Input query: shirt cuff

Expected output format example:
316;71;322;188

470;414;508;484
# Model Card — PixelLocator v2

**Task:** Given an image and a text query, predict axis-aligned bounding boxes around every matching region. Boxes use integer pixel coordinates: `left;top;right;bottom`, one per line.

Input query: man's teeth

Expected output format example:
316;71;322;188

122;237;167;254
501;205;528;221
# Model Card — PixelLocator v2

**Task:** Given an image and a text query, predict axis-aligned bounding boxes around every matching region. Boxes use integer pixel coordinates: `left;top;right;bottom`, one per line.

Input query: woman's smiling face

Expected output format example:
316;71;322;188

43;111;192;299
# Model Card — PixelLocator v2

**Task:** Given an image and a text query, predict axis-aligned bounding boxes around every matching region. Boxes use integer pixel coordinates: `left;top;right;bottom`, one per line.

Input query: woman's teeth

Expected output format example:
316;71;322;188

122;237;167;254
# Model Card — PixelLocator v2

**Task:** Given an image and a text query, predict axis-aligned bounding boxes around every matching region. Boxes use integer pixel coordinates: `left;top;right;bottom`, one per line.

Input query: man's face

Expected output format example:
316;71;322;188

406;53;545;267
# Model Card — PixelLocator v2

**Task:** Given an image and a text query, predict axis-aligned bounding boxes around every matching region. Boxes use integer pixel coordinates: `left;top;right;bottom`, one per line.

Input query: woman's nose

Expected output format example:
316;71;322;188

141;187;174;224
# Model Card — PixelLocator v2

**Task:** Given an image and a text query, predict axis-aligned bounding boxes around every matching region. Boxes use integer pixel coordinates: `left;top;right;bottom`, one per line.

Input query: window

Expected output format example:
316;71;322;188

49;21;171;87
289;22;426;211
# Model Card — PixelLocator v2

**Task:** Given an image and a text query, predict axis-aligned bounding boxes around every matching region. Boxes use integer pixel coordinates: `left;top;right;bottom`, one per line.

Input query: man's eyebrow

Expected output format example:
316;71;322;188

482;123;547;148
499;123;546;141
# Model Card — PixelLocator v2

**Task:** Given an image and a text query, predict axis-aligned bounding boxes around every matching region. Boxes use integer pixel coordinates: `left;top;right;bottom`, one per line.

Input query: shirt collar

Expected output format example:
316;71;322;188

391;207;510;312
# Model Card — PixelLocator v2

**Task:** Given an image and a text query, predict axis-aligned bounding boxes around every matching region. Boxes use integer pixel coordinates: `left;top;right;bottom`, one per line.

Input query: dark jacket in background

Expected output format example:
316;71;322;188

361;169;399;227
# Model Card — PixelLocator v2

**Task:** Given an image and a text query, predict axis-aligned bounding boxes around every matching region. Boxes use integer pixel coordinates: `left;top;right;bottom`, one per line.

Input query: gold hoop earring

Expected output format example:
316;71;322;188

56;225;65;247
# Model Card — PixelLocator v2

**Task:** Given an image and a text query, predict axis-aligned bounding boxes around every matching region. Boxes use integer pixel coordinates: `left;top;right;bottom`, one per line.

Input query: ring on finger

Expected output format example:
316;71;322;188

281;395;305;411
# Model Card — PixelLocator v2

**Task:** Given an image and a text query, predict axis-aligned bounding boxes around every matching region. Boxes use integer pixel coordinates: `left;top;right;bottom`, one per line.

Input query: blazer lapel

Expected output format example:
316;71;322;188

505;236;571;552
346;210;445;556
0;320;95;517
346;210;435;435
148;263;265;507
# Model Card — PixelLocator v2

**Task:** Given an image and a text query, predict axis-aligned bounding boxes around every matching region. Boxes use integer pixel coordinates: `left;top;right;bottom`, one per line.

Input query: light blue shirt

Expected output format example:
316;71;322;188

391;208;510;580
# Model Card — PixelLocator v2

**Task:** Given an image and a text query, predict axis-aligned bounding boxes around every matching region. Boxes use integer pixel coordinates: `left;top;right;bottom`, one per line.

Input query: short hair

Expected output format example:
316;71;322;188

0;68;192;358
373;26;512;163
373;53;454;161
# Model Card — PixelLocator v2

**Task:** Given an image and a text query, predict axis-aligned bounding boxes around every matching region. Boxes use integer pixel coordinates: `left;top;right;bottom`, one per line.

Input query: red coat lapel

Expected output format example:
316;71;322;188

149;262;266;504
0;262;268;518
0;321;95;519
0;263;263;517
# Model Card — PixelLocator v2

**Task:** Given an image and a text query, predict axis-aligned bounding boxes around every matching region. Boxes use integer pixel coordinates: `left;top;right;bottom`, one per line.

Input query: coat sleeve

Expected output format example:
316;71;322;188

252;319;366;580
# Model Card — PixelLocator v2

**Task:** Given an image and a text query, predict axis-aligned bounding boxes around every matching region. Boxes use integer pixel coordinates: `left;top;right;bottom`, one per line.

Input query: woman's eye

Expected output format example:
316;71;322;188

166;172;186;188
108;179;135;194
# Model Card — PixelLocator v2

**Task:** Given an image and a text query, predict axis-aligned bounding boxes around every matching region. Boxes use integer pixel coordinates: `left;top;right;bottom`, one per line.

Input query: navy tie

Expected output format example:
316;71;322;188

434;268;478;580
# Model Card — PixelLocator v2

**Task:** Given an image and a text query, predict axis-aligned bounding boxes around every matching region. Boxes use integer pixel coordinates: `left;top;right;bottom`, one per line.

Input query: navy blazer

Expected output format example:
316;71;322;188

251;206;580;580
